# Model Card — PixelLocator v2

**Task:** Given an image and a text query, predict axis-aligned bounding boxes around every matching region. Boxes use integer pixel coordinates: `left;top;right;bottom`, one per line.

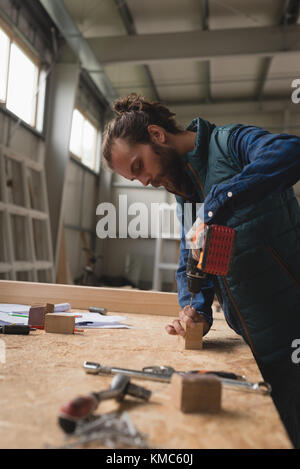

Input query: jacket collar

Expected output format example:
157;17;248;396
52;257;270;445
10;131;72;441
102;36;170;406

185;117;215;164
179;117;215;201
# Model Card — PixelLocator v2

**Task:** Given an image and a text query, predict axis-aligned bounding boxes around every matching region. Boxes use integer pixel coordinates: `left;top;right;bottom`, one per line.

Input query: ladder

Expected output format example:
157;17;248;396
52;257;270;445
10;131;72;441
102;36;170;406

0;144;55;282
152;204;181;291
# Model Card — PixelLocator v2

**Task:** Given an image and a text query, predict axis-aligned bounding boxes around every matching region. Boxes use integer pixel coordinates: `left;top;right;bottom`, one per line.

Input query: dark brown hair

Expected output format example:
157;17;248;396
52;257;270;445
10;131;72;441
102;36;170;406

102;94;182;169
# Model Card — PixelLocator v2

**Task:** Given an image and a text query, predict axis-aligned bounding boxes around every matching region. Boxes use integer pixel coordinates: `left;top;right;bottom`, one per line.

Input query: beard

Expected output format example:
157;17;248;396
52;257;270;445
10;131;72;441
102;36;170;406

150;142;183;194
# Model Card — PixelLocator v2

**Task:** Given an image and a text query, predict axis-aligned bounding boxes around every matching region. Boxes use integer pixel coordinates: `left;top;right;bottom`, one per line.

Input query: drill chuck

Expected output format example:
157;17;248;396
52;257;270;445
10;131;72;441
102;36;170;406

186;252;206;294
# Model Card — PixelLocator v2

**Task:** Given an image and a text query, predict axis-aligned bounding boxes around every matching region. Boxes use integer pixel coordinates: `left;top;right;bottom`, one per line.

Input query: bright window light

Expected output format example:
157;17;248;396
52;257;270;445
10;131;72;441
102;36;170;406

0;28;10;102
6;43;38;126
69;108;100;172
36;69;47;132
82;118;97;170
69;109;84;157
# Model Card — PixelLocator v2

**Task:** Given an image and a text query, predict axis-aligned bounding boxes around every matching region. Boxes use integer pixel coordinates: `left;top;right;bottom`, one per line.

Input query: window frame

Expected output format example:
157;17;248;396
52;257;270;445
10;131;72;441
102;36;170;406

0;17;45;132
69;106;101;174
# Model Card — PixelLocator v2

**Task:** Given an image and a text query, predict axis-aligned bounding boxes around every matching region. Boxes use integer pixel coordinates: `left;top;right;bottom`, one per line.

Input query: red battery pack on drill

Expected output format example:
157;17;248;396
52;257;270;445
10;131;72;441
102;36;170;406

187;223;235;296
198;225;235;275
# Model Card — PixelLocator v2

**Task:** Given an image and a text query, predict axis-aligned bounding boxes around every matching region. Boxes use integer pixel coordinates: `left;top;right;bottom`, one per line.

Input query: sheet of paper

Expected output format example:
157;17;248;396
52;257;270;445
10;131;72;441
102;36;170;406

79;323;133;329
0;312;28;325
0;303;70;314
0;304;30;314
73;312;131;328
72;313;126;324
0;307;131;329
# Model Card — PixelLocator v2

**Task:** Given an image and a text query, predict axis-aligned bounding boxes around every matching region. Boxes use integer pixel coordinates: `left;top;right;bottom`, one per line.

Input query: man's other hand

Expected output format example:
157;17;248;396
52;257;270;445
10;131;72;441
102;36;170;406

165;305;210;337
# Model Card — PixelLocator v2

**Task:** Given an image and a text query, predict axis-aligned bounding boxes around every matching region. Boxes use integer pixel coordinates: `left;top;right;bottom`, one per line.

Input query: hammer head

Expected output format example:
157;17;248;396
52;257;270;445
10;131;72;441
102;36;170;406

110;374;130;401
110;374;151;402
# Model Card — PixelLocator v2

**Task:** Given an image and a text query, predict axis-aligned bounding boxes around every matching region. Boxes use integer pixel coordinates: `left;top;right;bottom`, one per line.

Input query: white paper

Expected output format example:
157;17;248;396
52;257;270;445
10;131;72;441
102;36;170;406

74;312;130;328
0;306;130;329
0;304;30;314
79;323;133;329
0;312;28;325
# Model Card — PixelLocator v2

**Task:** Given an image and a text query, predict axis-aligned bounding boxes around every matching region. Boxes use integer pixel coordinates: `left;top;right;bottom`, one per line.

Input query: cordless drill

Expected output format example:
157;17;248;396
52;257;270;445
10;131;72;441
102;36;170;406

186;224;235;306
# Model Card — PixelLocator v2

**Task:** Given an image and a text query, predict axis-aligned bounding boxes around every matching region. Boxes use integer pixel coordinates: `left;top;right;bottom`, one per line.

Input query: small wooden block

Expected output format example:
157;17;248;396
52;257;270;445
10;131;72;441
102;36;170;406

28;304;46;327
44;313;75;334
178;322;203;350
28;303;54;327
45;303;55;315
171;373;222;413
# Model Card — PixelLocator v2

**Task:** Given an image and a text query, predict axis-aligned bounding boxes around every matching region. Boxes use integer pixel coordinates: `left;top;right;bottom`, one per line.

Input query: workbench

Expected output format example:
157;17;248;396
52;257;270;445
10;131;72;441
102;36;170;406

0;281;292;449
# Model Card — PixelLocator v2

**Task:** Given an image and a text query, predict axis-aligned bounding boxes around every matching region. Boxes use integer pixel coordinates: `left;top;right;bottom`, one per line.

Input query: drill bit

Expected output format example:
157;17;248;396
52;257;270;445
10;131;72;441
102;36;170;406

190;293;194;308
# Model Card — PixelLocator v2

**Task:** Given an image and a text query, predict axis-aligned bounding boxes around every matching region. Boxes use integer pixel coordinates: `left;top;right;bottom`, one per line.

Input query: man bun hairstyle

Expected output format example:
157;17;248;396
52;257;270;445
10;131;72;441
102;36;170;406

102;93;182;169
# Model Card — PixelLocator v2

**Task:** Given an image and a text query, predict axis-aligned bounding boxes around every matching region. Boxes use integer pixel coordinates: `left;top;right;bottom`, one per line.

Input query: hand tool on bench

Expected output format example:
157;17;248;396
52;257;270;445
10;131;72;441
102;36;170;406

84;362;271;395
89;307;107;315
0;324;31;335
58;373;151;434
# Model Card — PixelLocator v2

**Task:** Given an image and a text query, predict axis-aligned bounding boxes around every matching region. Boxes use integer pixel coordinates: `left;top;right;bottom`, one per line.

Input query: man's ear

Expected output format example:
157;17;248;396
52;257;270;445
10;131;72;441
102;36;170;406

147;125;166;144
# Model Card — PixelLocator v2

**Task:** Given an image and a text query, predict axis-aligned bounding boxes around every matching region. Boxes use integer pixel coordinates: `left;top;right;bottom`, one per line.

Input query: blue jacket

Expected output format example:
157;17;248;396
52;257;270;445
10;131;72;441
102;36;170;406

175;118;300;366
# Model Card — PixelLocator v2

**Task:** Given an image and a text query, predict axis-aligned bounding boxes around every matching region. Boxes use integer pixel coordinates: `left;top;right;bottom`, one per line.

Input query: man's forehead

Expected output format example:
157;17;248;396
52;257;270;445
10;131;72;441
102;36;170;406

111;139;133;177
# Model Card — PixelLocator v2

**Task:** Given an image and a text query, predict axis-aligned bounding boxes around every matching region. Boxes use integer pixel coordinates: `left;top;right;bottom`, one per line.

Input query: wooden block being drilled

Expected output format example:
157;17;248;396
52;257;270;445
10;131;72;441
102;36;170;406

171;373;222;413
44;313;75;334
178;322;203;350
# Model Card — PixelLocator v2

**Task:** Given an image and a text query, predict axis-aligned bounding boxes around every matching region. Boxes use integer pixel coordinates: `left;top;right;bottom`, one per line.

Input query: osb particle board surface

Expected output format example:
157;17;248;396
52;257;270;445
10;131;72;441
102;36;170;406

0;311;292;449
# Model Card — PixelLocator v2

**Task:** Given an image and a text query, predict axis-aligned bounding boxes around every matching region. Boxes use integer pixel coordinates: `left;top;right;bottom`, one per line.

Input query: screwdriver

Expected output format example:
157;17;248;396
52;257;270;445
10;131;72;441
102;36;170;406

0;324;31;335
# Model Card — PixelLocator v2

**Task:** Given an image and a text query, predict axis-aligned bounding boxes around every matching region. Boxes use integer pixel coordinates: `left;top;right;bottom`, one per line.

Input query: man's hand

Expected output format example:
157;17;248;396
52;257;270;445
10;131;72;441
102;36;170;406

165;305;210;337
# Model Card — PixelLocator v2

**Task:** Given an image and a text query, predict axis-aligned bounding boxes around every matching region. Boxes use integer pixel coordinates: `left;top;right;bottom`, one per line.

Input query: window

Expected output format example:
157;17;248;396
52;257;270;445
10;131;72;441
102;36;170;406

0;29;9;102
0;23;46;131
69;108;101;172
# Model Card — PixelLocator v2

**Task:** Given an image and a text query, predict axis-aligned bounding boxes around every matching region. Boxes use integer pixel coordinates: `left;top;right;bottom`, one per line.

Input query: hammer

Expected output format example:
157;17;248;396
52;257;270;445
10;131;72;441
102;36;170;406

58;374;151;434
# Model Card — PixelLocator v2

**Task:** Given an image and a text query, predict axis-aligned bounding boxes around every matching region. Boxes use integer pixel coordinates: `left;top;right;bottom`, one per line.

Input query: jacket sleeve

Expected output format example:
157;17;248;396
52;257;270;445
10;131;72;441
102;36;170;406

175;212;215;331
204;126;300;224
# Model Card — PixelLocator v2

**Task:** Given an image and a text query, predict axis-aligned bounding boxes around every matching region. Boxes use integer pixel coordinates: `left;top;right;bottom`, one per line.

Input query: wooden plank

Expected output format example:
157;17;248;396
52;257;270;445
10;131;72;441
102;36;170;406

0;280;179;316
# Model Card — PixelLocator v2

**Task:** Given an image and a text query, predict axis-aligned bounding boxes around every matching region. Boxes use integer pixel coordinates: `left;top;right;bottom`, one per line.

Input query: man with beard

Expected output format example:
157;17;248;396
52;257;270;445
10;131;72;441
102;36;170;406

102;93;300;447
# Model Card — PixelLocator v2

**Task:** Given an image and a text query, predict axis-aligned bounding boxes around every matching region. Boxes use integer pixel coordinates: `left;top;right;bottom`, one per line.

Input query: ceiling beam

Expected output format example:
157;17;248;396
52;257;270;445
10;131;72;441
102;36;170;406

166;98;297;117
113;0;159;100
39;0;116;104
87;24;300;65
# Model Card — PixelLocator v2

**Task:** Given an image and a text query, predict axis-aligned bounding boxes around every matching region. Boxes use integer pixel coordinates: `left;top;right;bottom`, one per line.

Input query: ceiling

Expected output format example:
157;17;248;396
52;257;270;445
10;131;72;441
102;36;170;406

55;0;300;107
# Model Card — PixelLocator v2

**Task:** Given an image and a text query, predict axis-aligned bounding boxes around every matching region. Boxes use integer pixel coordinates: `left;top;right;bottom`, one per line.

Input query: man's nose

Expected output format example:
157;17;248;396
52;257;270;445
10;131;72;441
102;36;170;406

140;175;151;186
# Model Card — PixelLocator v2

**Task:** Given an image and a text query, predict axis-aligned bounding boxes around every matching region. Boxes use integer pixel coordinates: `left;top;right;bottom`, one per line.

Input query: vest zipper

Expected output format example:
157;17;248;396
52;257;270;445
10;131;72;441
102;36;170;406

266;245;300;290
186;162;206;199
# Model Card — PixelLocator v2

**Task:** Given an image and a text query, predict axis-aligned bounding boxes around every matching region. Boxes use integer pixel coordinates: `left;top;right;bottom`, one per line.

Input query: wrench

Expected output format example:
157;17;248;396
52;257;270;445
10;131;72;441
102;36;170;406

83;362;271;395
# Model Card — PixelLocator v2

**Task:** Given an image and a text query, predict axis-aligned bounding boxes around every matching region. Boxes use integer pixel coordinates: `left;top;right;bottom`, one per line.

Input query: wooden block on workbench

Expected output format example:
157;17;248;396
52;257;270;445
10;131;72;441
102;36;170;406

45;303;55;315
171;373;222;413
178;322;203;350
28;303;54;327
44;313;75;334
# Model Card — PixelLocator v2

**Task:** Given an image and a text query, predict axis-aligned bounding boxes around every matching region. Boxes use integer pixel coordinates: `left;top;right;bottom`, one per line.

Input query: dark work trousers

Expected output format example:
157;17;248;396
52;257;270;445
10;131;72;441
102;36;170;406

259;356;300;449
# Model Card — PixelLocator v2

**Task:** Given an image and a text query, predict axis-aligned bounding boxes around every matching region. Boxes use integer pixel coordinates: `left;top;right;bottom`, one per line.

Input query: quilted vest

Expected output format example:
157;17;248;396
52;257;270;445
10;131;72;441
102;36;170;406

176;117;300;367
